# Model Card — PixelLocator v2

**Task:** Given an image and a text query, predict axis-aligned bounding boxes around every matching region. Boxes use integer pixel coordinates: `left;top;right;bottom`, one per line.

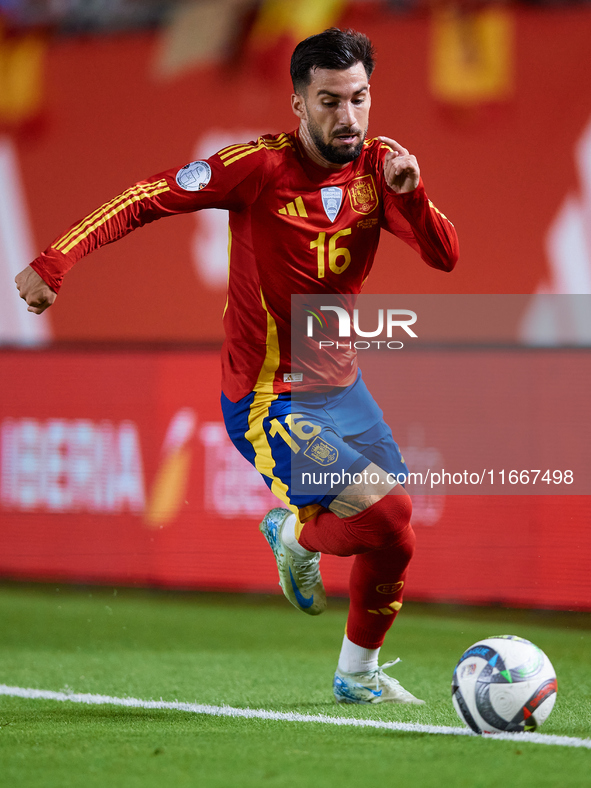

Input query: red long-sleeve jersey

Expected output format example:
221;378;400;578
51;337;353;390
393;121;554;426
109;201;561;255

31;131;459;402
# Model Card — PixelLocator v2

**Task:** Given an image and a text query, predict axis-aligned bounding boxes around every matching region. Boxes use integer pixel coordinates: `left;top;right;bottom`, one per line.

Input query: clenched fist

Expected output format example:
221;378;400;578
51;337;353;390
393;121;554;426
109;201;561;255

15;266;56;314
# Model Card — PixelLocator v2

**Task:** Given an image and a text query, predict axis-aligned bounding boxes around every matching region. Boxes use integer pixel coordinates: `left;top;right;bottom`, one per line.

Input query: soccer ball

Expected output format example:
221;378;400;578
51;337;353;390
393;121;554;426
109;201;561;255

451;635;557;734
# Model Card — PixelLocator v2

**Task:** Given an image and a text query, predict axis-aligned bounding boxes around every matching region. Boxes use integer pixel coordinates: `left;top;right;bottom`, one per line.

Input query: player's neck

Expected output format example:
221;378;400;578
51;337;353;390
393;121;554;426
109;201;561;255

297;123;351;171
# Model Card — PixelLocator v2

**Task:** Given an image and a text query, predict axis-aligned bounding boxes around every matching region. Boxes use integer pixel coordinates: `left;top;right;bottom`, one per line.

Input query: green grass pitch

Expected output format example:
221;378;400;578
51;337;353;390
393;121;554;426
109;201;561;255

0;584;590;787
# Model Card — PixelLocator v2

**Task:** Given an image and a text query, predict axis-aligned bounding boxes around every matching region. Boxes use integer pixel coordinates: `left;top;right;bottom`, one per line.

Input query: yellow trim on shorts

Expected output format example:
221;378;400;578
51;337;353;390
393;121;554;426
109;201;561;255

297;504;322;527
244;289;296;513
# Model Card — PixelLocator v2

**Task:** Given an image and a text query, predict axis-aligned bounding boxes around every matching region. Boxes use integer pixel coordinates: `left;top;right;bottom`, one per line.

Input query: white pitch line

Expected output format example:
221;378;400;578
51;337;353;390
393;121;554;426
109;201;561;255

1;684;590;750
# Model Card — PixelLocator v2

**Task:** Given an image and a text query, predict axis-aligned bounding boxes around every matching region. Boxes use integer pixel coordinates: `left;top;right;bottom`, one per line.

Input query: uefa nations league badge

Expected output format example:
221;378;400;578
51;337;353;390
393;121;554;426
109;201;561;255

321;187;343;222
176;161;212;191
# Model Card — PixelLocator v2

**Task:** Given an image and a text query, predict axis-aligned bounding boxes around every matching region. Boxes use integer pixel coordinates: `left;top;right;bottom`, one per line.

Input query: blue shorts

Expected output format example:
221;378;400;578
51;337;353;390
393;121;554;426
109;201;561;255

221;371;408;512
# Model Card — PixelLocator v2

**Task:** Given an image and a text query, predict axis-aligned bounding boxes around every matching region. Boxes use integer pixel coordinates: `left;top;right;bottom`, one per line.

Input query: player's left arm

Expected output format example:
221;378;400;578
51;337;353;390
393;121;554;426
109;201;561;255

376;135;459;272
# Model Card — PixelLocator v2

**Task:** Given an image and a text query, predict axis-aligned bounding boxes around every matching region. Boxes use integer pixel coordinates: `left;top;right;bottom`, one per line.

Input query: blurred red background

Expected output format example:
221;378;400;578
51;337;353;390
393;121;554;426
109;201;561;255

10;4;591;341
2;3;591;607
1;348;590;609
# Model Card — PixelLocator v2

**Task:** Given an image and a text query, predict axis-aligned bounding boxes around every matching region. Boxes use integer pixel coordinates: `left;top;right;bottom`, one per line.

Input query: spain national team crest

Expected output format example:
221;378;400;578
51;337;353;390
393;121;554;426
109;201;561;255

348;174;378;215
304;436;339;466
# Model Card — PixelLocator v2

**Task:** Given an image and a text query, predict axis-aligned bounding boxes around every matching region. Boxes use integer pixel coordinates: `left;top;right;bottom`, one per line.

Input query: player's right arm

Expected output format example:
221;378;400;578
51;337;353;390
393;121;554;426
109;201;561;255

15;265;57;314
14;136;283;312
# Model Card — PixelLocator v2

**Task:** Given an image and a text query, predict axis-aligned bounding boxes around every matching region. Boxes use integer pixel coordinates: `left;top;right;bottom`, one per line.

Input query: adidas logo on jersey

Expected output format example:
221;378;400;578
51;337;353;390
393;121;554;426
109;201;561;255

278;196;308;218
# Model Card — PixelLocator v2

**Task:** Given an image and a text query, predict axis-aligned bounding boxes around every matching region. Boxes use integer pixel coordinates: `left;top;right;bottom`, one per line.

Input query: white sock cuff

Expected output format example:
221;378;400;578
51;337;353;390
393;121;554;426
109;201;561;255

338;635;380;674
281;513;314;557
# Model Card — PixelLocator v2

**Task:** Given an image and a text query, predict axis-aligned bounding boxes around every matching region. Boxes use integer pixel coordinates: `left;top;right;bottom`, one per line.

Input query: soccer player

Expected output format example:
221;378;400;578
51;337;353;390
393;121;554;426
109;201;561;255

15;28;458;704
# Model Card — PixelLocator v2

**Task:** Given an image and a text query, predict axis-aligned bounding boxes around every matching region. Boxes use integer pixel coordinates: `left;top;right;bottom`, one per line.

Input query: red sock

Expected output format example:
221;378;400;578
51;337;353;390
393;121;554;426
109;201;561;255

345;528;415;648
299;494;415;649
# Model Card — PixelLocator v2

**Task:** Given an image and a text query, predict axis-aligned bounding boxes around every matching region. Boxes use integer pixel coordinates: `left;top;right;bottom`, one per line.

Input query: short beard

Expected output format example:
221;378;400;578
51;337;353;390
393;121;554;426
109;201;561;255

307;116;366;165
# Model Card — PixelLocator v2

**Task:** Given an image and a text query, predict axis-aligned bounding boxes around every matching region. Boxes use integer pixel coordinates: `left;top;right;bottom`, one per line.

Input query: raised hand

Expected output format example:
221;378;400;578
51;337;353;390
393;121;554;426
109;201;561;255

376;136;420;194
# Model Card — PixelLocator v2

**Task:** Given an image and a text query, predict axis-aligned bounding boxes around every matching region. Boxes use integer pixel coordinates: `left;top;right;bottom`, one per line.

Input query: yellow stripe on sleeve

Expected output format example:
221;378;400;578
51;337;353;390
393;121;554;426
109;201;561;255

53;180;169;252
57;182;170;254
218;134;289;161
221;137;292;167
428;199;454;226
217;142;257;159
53;187;136;250
222;140;292;167
218;144;256;161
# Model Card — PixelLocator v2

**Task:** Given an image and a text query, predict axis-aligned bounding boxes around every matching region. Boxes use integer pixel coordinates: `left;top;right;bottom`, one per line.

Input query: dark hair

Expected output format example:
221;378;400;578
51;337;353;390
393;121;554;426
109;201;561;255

290;28;376;93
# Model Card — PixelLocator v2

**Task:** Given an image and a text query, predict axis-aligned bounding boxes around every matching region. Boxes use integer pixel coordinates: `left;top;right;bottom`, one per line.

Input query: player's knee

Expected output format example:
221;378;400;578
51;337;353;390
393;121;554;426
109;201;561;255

382;490;412;533
395;520;416;565
381;511;415;576
364;492;413;549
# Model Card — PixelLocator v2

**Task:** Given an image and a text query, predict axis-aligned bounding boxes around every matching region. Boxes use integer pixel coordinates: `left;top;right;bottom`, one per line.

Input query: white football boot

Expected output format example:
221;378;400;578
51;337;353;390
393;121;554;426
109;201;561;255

259;508;326;616
333;659;425;705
